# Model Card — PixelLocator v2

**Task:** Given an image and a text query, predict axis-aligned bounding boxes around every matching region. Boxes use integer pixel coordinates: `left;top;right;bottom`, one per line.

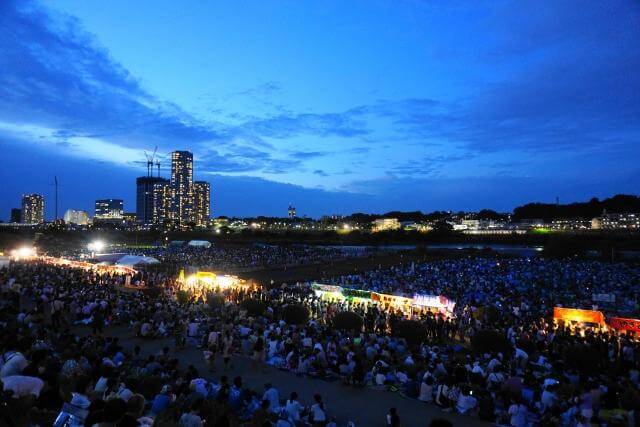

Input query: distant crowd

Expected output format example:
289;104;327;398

131;244;366;271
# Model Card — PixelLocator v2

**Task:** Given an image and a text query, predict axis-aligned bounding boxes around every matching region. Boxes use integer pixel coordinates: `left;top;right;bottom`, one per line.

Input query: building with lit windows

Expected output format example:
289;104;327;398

592;213;640;230
371;218;401;232
194;181;211;228
170;151;194;228
136;177;169;225
21;194;44;224
94;199;124;222
63;209;90;225
288;205;296;218
153;181;173;227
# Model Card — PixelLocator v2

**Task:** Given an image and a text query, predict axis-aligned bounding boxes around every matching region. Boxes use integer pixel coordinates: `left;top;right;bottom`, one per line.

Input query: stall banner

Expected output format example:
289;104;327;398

312;284;343;293
553;307;605;326
413;294;456;312
342;288;372;299
609;317;640;333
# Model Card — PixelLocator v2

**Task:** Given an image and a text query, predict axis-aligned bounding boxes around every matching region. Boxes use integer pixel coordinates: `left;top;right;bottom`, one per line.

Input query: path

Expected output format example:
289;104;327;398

84;325;489;427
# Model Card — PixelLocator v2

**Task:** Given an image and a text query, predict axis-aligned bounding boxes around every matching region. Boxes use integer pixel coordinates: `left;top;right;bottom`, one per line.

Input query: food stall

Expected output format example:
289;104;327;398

608;317;640;335
180;270;253;297
553;307;606;328
311;283;456;318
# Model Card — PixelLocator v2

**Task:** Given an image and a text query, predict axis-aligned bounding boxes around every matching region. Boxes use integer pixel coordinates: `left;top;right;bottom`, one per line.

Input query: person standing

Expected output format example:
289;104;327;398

310;394;327;427
386;407;400;427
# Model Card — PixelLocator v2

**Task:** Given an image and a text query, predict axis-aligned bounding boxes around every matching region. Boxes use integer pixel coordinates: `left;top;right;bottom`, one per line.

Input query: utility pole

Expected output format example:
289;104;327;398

54;176;59;220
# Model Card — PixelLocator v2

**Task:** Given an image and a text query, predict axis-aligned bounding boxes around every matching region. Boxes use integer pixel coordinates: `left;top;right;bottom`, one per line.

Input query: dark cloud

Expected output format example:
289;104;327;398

313;169;329;177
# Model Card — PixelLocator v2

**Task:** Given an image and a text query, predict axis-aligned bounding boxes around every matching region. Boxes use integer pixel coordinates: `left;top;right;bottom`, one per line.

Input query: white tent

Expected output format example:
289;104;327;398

188;240;211;248
114;255;160;267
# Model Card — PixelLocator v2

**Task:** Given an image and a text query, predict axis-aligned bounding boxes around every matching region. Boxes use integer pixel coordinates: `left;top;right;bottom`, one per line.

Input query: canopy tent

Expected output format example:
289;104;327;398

114;255;160;267
188;240;211;248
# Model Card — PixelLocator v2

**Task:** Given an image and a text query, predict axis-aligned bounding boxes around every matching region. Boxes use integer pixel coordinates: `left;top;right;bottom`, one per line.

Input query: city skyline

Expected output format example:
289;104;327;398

1;1;639;218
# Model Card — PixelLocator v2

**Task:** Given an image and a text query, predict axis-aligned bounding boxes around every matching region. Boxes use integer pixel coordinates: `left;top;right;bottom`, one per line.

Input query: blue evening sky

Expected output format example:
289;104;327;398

1;0;639;218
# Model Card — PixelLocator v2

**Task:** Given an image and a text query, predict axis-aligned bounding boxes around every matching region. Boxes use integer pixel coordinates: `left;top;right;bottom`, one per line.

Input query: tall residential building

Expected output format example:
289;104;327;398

170;151;194;227
10;208;22;223
193;181;211;227
63;209;90;225
288;205;296;219
136;177;169;225
153;181;173;226
94;199;124;221
21;194;45;224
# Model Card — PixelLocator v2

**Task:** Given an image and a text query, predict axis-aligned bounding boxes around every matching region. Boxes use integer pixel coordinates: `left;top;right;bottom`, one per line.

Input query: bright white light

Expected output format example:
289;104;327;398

87;240;106;252
11;246;36;259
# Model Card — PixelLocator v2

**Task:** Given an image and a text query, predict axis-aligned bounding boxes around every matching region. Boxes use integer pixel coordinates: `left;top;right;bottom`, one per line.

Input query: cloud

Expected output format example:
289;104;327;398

313;169;329;177
0;0;217;151
289;150;329;160
241;112;370;139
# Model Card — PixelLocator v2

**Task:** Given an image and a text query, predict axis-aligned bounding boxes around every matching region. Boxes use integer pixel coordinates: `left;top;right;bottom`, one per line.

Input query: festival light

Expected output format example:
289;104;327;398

87;240;106;253
10;246;36;259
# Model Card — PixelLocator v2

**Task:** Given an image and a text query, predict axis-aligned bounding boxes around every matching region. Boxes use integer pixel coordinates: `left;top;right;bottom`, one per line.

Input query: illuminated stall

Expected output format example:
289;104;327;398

609;317;640;335
180;270;253;297
35;255;137;275
311;283;456;318
553;307;606;328
412;294;456;316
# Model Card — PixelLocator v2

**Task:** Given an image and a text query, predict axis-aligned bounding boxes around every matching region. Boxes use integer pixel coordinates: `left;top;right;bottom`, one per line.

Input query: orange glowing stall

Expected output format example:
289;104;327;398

553;307;606;327
609;317;640;334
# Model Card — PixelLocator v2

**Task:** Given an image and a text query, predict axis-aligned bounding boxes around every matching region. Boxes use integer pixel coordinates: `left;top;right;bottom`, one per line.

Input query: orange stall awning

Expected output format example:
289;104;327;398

553;307;605;326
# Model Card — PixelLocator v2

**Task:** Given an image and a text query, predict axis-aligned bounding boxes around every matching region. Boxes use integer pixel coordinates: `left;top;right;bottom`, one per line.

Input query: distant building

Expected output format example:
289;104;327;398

10;208;21;223
592;213;640;230
170;151;194;227
21;194;44;224
153;181;173;227
136;177;169;225
63;209;89;225
193;181;211;228
372;218;401;232
550;218;590;230
94;199;124;222
288;205;296;219
123;212;137;226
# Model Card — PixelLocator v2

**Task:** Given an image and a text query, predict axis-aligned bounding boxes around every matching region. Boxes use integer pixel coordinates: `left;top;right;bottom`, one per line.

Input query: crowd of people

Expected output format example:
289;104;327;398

130;244;365;272
1;254;640;426
323;258;640;316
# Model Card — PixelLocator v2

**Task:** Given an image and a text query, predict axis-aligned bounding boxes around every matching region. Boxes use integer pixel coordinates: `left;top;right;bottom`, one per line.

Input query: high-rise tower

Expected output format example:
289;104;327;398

170;151;194;227
21;194;45;224
193;181;211;228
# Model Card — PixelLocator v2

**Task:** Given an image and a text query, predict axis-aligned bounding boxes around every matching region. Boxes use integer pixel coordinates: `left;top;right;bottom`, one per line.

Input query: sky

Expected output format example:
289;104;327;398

1;0;639;219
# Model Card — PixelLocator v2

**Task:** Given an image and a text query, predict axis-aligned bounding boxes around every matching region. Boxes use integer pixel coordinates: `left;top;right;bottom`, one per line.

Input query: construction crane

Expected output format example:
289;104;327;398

144;146;158;177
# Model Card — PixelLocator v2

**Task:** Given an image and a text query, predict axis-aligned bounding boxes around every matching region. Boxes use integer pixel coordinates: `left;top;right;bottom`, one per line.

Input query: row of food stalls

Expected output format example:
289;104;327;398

553;307;640;335
311;283;456;317
38;255;139;276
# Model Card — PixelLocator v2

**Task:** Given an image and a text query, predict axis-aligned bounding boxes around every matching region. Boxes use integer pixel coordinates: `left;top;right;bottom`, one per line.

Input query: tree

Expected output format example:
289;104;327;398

176;290;190;305
392;320;428;350
471;330;512;355
241;299;266;317
281;304;309;325
207;293;225;311
332;311;363;332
